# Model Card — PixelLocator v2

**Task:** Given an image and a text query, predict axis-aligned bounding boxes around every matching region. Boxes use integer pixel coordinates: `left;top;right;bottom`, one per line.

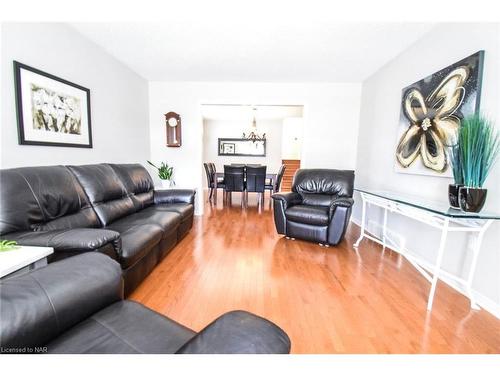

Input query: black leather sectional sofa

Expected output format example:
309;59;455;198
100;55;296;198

0;253;291;354
0;163;195;295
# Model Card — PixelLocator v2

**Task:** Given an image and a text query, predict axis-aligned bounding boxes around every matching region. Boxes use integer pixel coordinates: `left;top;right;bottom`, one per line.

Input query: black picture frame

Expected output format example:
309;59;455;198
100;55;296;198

222;143;235;154
14;61;93;148
218;138;266;157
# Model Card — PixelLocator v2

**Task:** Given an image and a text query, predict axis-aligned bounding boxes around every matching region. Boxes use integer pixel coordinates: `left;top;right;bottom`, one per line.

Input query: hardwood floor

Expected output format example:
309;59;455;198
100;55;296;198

130;192;500;354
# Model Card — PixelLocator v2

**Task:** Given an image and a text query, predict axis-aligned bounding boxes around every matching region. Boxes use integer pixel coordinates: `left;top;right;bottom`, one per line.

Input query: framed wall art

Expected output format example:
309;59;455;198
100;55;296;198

394;51;484;177
14;61;92;148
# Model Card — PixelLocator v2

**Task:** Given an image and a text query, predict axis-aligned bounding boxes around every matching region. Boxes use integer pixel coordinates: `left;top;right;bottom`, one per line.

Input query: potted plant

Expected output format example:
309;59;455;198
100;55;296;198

147;161;175;189
0;240;18;252
457;114;499;212
447;144;463;209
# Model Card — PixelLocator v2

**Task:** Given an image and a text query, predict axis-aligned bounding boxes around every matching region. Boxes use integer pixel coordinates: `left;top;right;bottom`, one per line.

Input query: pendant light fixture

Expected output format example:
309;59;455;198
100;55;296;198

242;107;266;142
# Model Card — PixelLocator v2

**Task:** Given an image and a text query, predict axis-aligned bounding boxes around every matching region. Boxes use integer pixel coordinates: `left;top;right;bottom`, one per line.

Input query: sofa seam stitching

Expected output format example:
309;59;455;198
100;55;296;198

89;316;145;353
14;171;48;224
28;273;62;334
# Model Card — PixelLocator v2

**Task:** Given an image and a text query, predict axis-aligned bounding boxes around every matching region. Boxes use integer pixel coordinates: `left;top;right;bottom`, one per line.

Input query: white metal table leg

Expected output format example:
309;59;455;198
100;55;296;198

465;220;492;310
382;207;388;249
354;194;367;248
427;218;449;311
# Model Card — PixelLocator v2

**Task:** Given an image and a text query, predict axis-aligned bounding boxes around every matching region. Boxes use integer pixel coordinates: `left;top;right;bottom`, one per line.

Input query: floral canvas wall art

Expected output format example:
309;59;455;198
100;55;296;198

394;51;484;177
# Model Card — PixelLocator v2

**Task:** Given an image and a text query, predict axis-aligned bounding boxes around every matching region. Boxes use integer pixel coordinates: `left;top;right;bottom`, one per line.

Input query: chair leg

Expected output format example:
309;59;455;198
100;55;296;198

214;188;217;205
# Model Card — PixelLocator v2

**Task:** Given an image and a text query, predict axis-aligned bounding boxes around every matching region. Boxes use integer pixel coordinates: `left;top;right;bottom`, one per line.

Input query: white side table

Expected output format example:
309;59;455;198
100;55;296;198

0;246;54;279
353;188;498;312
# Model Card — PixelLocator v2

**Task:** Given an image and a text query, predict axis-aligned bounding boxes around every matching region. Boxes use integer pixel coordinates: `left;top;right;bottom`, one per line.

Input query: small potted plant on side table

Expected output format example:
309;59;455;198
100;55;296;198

147;161;175;189
457;114;499;212
0;240;18;252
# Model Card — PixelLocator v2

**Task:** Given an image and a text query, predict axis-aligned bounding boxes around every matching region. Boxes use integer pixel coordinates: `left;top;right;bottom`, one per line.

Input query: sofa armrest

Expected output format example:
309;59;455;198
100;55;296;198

327;197;354;246
5;228;122;257
329;197;354;217
176;310;291;354
0;253;123;350
154;189;196;205
271;192;302;210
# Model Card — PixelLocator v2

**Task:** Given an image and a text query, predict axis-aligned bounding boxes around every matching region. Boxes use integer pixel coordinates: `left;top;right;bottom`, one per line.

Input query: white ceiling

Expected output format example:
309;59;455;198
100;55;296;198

69;21;434;82
201;105;303;121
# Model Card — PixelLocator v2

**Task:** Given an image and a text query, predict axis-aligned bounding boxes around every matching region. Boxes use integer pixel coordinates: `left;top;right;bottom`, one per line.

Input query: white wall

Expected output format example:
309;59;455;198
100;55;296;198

1;23;149;168
354;23;500;314
148;82;362;215
202;118;283;187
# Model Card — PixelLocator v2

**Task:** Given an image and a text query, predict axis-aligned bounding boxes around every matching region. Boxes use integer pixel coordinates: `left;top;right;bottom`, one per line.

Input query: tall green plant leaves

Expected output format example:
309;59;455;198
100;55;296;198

459;115;500;188
147;160;174;181
448;144;463;184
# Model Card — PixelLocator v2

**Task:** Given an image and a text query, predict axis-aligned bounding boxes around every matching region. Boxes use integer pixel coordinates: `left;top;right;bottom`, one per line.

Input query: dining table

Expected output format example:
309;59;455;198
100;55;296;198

215;171;277;184
215;164;277;187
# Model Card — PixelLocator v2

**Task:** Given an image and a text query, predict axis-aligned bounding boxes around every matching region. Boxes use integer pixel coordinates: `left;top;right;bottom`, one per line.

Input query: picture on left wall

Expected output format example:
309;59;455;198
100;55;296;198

14;61;92;148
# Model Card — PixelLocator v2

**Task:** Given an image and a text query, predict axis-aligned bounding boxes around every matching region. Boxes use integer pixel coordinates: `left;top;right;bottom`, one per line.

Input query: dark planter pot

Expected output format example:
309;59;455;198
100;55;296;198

458;187;488;213
448;184;463;209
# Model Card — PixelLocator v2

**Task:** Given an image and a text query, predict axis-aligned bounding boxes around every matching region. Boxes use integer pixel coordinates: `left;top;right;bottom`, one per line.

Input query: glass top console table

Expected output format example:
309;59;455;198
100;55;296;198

353;188;499;312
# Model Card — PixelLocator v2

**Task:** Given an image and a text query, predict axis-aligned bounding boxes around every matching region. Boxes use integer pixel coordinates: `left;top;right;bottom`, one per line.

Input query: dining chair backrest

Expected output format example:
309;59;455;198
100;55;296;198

209;163;216;174
274;164;286;192
223;165;245;192
246;165;267;193
203;163;213;187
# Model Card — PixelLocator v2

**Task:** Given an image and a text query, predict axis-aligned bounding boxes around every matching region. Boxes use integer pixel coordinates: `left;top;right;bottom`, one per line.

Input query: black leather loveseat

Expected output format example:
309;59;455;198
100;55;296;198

0;253;291;354
0;163;195;295
272;169;354;246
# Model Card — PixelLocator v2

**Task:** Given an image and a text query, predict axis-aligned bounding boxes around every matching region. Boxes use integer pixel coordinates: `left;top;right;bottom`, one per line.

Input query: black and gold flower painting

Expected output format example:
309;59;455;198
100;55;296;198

395;51;484;176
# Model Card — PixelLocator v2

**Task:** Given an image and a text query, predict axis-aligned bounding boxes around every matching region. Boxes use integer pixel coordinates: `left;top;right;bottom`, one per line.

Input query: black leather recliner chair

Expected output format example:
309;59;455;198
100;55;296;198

0;253;291;354
272;169;354;246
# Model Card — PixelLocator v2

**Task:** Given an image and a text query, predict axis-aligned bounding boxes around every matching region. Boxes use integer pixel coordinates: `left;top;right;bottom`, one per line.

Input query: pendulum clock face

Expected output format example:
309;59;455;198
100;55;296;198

165;112;182;147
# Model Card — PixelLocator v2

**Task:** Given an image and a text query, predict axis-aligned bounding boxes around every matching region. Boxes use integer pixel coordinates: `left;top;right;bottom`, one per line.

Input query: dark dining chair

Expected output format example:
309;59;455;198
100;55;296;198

204;163;225;204
210;163;225;204
265;164;286;196
203;163;214;202
223;165;246;207
246;165;267;208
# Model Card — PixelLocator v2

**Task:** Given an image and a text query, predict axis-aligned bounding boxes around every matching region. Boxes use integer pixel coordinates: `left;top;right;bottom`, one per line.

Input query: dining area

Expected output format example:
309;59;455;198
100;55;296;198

203;163;286;208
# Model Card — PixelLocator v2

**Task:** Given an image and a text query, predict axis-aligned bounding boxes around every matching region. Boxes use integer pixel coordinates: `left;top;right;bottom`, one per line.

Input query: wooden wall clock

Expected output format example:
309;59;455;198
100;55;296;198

165;112;182;147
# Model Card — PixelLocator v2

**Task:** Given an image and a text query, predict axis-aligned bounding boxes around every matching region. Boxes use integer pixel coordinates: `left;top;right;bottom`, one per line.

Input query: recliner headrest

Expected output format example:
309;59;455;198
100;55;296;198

292;169;354;197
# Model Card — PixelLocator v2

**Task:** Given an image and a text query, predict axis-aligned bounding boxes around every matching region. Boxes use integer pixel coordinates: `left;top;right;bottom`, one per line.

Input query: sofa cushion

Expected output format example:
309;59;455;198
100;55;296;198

47;301;196;354
151;204;194;221
0;253;123;350
69;164;136;226
109;164;155;211
0;166;100;235
285;205;329;226
106;223;162;269
109;209;181;236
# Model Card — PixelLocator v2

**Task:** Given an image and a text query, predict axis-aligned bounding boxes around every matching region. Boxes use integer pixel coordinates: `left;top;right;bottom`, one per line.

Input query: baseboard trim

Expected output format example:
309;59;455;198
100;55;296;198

348;217;500;319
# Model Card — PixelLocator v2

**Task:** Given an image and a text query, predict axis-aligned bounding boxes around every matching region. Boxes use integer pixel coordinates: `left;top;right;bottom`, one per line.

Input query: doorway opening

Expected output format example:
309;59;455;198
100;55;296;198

200;104;304;200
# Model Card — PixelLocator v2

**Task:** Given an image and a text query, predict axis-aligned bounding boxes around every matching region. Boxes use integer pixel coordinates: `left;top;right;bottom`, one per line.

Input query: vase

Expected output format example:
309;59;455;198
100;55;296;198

448;184;463;209
161;180;173;189
458;187;487;213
